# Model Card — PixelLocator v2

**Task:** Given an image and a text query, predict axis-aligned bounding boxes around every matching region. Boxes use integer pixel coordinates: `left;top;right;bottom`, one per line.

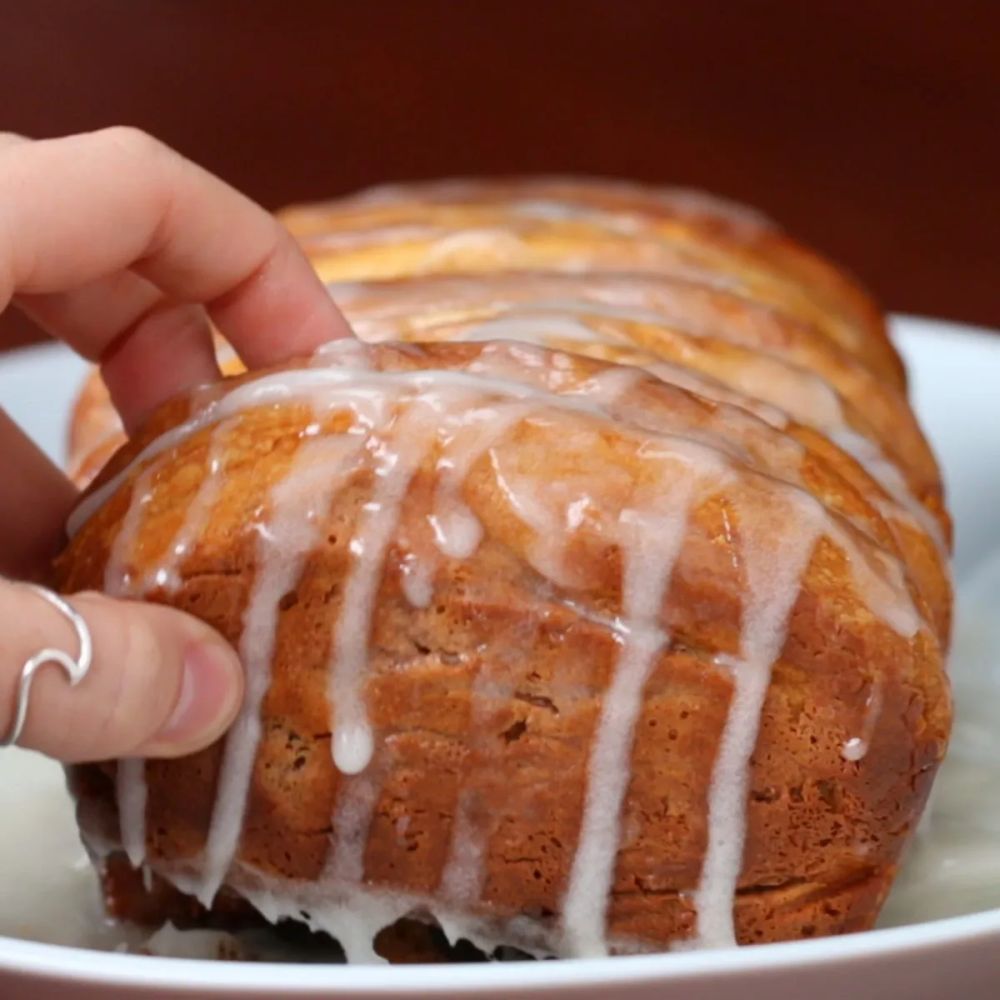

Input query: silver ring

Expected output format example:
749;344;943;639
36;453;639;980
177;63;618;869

0;585;93;748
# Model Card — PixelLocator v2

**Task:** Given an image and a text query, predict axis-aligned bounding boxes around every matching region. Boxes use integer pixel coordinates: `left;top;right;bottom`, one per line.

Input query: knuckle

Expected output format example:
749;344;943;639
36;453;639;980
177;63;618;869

116;604;167;687
82;596;172;756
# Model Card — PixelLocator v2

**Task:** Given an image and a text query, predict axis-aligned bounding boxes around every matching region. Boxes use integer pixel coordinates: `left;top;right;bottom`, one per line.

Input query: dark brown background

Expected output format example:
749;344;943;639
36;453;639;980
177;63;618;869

1;0;997;349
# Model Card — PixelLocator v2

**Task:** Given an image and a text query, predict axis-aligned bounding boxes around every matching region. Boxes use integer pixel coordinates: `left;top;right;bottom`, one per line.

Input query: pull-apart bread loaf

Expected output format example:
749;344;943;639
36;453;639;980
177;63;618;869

57;178;951;961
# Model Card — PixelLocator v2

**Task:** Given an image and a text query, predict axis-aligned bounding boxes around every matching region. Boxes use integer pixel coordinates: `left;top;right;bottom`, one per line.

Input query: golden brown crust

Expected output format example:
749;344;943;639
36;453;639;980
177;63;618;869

58;339;950;955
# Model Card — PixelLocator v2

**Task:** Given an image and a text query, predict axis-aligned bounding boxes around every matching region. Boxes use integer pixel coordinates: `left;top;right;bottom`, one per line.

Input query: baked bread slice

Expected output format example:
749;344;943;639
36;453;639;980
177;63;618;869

58;336;949;960
58;178;951;960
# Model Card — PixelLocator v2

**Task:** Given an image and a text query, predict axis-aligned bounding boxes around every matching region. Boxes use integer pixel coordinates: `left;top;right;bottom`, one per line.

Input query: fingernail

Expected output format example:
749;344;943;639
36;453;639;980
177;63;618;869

143;641;242;756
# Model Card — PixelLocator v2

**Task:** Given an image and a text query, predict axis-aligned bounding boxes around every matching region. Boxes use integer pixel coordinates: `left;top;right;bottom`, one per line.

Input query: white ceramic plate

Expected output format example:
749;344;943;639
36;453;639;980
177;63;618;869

0;316;998;999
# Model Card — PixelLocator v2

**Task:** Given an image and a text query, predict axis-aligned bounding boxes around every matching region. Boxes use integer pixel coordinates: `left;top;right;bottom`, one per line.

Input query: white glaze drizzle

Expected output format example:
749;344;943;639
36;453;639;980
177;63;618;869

329;369;592;774
307;223;445;251
325;769;383;887
829;426;947;555
561;462;706;956
327;401;440;775
198;434;366;905
508;198;643;234
106;424;238;872
320;768;389;962
827;523;920;638
438;787;490;908
159;855;555;964
427;400;535;561
723;355;844;430
842;684;885;762
574;366;649;408
339;177;772;234
420;229;528;267
399;550;436;608
645;361;788;428
693;488;826;947
102;463;158;596
145;433;230;593
460;296;674;330
115;758;147;870
102;463;160;868
437;663;517;910
456;312;619;345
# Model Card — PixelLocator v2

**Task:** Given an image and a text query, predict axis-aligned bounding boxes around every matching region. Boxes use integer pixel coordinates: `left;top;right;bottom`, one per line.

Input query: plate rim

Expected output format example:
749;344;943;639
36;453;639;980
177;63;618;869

2;905;998;993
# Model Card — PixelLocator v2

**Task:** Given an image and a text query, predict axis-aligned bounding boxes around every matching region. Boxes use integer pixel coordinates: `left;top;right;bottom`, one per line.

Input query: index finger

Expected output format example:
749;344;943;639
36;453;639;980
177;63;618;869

0;127;351;373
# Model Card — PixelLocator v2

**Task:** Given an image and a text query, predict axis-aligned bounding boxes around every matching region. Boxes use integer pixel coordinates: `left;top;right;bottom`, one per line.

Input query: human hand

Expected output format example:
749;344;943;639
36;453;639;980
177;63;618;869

0;127;352;762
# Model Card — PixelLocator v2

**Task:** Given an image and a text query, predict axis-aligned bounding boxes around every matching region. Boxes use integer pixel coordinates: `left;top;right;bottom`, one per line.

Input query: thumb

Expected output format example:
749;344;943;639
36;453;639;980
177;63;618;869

0;582;243;762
